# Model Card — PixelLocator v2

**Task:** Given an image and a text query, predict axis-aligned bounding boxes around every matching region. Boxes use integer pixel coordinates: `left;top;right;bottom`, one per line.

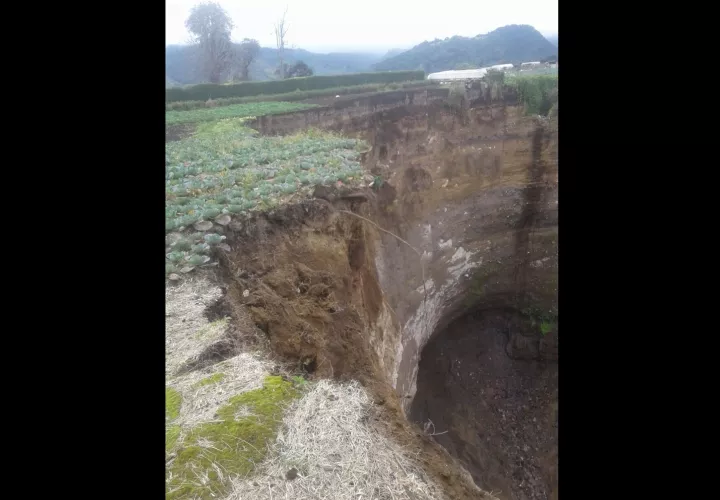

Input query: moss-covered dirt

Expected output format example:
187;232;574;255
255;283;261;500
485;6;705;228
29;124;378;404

166;387;182;421
166;375;304;499
167;425;181;452
193;372;226;388
166;388;184;455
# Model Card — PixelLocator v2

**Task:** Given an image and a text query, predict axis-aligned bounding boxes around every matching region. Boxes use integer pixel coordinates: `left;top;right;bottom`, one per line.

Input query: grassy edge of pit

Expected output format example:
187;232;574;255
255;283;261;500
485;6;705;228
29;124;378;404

166;374;309;499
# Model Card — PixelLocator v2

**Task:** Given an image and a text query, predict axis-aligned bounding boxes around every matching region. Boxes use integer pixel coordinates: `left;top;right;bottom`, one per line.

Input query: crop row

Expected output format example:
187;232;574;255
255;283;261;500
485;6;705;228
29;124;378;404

166;101;318;125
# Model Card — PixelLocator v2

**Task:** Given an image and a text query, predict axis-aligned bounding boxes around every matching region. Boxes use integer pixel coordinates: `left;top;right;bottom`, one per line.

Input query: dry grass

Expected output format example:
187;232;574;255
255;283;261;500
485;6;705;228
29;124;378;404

228;380;448;500
166;273;225;377
166;271;277;452
168;352;273;429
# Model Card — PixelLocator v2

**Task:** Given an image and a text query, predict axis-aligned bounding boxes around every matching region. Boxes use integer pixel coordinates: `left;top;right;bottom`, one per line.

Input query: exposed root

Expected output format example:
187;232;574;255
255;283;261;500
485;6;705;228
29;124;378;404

337;210;421;259
337;209;431;359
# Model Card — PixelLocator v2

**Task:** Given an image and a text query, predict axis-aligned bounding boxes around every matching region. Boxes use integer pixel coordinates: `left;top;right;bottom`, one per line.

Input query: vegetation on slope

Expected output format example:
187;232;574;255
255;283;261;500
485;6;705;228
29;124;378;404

374;25;557;73
469;71;558;117
507;74;558;116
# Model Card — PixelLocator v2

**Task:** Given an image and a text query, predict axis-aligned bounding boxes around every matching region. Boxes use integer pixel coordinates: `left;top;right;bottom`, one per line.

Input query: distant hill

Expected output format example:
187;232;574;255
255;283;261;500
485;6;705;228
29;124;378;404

545;34;558;47
379;48;407;61
249;48;383;81
166;45;199;86
166;44;385;86
373;25;558;73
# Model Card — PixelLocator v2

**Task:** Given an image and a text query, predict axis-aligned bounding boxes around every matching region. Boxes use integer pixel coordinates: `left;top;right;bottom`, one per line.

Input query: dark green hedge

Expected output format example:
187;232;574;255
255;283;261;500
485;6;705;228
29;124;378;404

166;71;425;102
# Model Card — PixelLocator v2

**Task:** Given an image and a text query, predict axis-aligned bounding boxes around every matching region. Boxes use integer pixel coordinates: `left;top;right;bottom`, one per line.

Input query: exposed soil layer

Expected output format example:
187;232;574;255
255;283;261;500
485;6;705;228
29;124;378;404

214;200;495;500
410;310;558;500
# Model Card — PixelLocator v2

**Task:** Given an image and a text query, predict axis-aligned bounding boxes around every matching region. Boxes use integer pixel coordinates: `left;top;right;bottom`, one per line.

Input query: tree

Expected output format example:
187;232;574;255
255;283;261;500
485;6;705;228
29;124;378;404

273;7;289;79
274;61;314;79
232;38;260;81
287;61;313;78
185;2;234;84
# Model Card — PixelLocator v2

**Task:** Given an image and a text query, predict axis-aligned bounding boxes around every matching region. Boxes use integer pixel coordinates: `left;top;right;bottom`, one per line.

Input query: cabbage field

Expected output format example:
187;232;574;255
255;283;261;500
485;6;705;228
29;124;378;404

165;118;368;276
165;101;318;125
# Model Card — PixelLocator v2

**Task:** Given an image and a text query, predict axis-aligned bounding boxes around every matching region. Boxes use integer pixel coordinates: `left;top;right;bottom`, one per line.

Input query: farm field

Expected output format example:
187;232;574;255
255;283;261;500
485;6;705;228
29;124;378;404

165;101;318;125
165;118;368;276
166;80;437;111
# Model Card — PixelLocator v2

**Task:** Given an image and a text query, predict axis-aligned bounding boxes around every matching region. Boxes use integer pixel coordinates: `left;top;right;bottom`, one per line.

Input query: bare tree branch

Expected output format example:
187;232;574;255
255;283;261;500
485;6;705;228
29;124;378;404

273;7;289;79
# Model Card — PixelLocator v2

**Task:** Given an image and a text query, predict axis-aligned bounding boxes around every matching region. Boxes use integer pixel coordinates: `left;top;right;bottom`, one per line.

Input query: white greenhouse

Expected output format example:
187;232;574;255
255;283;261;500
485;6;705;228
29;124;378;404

427;69;487;81
427;63;515;82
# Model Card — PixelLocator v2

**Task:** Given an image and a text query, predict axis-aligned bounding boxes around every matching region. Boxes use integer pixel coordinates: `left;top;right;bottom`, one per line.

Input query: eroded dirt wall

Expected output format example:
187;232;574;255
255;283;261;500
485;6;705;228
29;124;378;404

248;86;519;138
214;201;498;500
355;94;558;500
319;97;558;410
214;89;557;499
249;90;557;410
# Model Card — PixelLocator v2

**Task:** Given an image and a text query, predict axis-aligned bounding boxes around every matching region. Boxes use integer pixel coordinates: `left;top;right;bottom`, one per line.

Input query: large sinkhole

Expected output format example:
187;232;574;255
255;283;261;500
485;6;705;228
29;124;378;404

409;307;558;500
206;89;558;499
374;114;558;500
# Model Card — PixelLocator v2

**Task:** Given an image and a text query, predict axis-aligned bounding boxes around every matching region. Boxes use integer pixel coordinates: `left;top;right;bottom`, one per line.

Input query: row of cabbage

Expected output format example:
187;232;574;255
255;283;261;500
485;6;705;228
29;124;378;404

166;126;366;234
165;121;368;276
165;101;318;125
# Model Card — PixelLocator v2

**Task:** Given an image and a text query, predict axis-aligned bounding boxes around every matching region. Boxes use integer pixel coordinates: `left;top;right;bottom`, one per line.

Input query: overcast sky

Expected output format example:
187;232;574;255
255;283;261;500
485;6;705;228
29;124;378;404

166;0;558;53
